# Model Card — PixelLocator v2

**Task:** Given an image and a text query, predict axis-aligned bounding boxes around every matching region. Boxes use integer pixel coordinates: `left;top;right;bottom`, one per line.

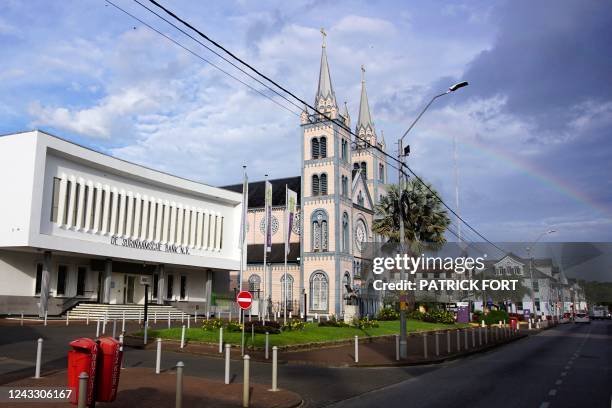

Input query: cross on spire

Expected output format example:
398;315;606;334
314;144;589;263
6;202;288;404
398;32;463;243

320;28;327;48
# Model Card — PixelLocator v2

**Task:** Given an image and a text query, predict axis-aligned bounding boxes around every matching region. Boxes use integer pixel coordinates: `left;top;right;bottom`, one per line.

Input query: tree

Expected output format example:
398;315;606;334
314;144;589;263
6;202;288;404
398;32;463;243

373;180;451;252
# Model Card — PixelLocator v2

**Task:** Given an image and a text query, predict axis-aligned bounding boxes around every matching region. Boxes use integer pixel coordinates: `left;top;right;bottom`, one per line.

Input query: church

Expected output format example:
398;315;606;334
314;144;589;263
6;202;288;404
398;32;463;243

225;33;389;319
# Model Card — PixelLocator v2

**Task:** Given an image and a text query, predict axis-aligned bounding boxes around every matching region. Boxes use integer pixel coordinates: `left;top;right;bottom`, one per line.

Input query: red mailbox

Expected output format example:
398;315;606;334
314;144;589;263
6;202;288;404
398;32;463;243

68;338;98;405
96;337;123;402
510;317;518;330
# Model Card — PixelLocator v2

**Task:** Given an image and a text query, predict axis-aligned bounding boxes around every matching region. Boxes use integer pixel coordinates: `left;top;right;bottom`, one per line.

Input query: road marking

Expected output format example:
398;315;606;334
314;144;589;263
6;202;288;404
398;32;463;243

555;379;563;385
539;402;550;408
564;365;570;370
560;372;567;376
549;389;557;396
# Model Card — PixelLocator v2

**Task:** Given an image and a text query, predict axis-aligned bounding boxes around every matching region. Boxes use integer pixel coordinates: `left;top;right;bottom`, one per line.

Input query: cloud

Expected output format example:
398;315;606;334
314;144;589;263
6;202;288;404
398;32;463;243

333;15;397;35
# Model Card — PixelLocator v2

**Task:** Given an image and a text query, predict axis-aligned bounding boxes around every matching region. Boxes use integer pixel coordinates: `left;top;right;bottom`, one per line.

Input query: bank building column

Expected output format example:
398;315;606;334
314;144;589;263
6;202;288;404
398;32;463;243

102;258;112;304
157;264;166;305
38;251;52;317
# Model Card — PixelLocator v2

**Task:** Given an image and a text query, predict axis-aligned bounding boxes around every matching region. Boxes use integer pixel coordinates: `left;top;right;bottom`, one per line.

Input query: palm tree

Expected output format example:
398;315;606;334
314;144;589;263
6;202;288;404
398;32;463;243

373;179;451;251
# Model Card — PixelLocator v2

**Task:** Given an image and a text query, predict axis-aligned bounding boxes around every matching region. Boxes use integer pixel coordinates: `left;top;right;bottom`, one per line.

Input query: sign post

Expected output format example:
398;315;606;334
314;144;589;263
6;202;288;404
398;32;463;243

237;291;253;356
141;276;152;327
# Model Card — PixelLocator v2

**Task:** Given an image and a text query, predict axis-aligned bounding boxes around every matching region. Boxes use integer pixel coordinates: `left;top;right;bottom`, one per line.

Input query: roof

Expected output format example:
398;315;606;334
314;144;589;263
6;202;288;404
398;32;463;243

247;243;300;263
315;42;337;108
356;68;375;135
222;176;301;208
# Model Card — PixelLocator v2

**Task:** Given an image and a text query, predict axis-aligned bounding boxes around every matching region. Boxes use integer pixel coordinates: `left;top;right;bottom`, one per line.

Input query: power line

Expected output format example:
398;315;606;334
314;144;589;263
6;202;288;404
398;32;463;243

105;0;301;117
114;0;504;253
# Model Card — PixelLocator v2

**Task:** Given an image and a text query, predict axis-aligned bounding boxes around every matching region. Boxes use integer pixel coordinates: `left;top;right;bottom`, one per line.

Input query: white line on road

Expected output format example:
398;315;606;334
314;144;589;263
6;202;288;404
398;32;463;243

539;402;550;408
560;372;567;376
549;389;557;396
555;379;562;385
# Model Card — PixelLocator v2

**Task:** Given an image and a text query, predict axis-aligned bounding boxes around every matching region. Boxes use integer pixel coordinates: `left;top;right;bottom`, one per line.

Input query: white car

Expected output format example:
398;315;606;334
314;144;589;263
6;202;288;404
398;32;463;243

574;313;590;324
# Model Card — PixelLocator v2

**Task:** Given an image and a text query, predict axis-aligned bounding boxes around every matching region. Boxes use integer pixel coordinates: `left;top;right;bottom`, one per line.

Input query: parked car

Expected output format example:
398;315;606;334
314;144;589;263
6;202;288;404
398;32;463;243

574;313;590;324
590;305;611;320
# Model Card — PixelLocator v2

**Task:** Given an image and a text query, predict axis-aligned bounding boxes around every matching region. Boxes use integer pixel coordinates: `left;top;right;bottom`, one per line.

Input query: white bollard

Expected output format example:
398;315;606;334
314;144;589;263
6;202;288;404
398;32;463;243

315;313;318;322
77;372;88;408
154;312;157;324
289;311;292;319
225;344;231;384
102;319;106;335
44;311;48;326
180;325;186;349
219;327;223;353
265;332;269;360
138;310;142;325
119;334;124;369
35;338;43;378
271;346;278;392
176;361;184;408
229;310;232;322
194;310;198;323
66;311;70;326
122;311;126;333
529;320;532;330
481;319;485;328
96;319;100;338
242;355;250;408
354;335;359;363
187;315;190;329
155;338;162;374
395;334;400;361
181;313;185;323
86;310;90;325
168;313;171;329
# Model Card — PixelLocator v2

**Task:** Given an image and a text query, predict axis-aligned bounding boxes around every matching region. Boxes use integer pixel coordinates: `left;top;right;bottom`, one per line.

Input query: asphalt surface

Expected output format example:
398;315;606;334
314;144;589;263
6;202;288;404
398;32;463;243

1;320;610;407
328;321;612;408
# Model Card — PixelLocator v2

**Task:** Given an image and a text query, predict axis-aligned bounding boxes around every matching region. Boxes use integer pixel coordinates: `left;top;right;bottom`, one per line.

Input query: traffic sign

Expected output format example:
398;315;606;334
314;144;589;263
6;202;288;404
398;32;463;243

236;291;253;310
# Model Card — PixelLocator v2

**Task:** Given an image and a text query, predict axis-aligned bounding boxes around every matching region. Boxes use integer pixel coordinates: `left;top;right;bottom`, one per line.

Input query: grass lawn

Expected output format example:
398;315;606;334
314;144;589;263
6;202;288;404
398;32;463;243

143;320;468;348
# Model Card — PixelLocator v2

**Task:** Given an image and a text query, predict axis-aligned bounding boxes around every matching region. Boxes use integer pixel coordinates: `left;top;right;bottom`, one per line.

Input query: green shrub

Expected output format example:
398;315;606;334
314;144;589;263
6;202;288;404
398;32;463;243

244;320;281;334
406;310;425;321
423;309;455;324
484;309;509;326
201;318;223;331
352;317;379;329
226;322;243;332
319;316;348;327
281;320;305;331
472;310;483;323
377;307;399;321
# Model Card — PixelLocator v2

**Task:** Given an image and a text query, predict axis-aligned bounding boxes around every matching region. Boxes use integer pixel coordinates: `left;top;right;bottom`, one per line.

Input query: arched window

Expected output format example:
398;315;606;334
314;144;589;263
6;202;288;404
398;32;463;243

353;163;360;172
320;173;328;195
341;176;348;196
310;272;328;311
357;191;364;207
360;162;367;180
248;274;261;298
378;163;385;182
311;209;328;252
342;212;349;252
343;272;351;301
312;174;319;196
341;139;347;160
311;138;320;159
320;137;327;158
281;274;294;308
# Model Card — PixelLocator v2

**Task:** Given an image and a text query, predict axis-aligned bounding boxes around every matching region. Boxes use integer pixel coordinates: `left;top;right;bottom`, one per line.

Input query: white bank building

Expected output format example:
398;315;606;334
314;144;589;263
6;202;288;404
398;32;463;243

0;130;242;317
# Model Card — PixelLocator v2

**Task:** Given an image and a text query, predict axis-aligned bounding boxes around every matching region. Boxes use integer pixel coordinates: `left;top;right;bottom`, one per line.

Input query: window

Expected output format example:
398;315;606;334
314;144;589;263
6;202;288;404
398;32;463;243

514;266;522;275
167;274;174;299
378;163;385;182
72;184;80;226
532;280;539;292
360;162;367;180
341;176;348;197
310;272;328;311
180;276;187;300
342;212;349;252
248;274;261;298
76;266;86;296
35;263;43;295
517;301;523;310
312;174;320;196
311;210;328;252
343;272;351;301
311;138;320;159
82;185;89;228
56;265;68;296
280;274;294;307
320;173;328;195
320;137;327;158
341;139;347;160
50;177;61;222
535;299;541;311
357;191;364;207
64;180;72;224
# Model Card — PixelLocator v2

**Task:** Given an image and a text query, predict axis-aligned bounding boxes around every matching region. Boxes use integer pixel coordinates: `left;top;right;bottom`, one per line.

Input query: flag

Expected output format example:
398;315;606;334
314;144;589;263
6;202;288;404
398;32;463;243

264;180;273;252
285;188;297;255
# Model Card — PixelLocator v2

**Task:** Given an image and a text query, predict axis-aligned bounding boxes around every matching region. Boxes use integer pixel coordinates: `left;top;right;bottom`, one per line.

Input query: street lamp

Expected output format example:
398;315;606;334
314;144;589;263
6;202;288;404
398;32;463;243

396;80;468;359
526;230;556;321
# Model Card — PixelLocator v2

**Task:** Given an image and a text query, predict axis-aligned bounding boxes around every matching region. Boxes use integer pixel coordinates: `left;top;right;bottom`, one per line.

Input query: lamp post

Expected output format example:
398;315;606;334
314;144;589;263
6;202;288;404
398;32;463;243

526;230;556;320
396;81;468;358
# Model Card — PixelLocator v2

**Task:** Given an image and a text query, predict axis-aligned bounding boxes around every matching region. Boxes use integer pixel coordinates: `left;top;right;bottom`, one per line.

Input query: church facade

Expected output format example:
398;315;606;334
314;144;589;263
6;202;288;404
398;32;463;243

226;35;388;319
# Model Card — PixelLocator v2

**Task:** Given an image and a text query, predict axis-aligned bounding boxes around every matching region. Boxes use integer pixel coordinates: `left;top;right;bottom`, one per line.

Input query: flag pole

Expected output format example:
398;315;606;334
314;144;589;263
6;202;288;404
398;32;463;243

284;184;288;325
263;174;268;320
239;165;247;324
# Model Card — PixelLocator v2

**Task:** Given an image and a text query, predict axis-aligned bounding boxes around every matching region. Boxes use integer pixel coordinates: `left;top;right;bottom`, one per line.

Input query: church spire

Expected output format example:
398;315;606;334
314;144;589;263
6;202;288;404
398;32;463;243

356;65;375;137
315;28;337;113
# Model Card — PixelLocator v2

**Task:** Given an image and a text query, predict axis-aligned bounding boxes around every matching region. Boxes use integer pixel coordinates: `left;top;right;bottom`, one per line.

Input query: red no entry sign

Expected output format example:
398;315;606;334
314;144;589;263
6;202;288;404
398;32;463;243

236;291;253;310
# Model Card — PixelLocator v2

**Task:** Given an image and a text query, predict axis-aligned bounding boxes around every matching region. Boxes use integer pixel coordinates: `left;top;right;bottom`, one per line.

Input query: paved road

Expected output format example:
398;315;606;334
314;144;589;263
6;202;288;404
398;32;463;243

328;321;611;408
1;320;610;407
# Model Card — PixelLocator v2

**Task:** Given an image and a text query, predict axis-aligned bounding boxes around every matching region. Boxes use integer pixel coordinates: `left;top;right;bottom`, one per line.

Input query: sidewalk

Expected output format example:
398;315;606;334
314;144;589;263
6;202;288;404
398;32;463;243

2;367;301;408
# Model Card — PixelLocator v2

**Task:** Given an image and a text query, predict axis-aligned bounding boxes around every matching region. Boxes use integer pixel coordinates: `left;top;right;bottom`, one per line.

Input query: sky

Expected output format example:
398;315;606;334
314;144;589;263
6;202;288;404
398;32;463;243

1;0;611;242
